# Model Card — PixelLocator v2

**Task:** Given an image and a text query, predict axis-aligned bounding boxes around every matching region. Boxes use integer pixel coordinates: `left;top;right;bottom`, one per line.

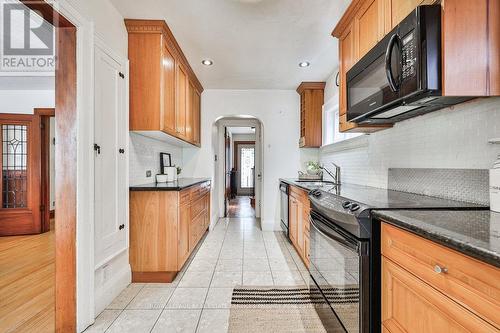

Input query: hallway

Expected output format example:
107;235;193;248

85;217;310;332
228;196;255;218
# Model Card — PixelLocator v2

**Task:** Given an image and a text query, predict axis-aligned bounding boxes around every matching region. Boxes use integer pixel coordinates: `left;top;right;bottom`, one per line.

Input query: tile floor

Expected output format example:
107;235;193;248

85;217;310;333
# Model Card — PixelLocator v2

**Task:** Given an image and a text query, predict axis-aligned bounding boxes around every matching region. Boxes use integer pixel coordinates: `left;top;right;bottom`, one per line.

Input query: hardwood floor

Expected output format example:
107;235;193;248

0;222;55;333
228;196;255;218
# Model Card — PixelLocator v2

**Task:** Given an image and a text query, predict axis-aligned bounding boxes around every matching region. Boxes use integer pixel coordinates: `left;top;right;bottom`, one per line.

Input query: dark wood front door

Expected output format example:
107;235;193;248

0;114;42;236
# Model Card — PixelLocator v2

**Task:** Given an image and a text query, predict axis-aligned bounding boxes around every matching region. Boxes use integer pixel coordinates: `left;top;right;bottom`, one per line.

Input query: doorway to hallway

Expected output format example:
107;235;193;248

223;125;259;218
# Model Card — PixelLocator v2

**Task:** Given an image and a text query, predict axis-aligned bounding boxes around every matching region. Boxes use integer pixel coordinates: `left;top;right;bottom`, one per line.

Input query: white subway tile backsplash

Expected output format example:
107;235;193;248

129;133;183;186
320;98;500;188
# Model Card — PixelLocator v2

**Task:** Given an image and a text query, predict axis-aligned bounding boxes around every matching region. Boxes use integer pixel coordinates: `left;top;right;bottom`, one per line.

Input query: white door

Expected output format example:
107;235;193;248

94;45;127;268
236;143;255;196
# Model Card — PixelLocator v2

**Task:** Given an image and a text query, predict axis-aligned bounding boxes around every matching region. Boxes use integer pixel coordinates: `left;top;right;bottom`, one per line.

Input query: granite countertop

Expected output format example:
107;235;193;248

373;210;500;268
130;178;210;191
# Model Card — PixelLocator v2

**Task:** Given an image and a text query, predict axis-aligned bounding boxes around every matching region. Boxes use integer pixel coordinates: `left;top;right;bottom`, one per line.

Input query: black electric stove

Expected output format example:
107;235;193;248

306;183;488;333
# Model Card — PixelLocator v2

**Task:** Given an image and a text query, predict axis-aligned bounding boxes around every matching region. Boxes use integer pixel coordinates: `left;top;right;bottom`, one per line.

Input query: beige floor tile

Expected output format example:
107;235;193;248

151;309;202;333
178;270;213;287
106;310;161;333
83;309;121;333
204;288;234;309
196;309;230;333
126;287;174;310
107;284;144;309
166;288;208;309
243;258;271;272
243;271;274;286
210;271;242;287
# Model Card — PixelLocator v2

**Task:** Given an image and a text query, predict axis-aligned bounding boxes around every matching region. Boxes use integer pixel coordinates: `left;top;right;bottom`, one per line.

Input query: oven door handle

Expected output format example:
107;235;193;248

310;216;360;254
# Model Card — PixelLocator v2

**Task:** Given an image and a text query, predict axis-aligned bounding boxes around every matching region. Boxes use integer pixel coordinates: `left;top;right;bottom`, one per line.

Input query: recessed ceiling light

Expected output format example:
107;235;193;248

202;59;213;66
299;61;310;68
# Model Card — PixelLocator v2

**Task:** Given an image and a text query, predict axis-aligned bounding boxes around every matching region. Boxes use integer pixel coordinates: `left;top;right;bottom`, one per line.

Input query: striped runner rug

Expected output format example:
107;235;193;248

228;286;359;333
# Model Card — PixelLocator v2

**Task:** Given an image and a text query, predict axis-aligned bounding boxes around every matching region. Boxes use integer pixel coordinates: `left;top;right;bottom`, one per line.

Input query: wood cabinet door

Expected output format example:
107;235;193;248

175;63;188;138
384;0;423;32
355;0;384;59
193;90;201;145
296;199;304;256
339;23;355;117
289;196;298;246
304;234;310;268
186;81;196;143
382;257;497;333
178;201;190;269
162;44;176;135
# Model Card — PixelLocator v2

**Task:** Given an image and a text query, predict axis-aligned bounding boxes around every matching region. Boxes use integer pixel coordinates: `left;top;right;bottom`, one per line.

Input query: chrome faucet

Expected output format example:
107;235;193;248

321;162;341;184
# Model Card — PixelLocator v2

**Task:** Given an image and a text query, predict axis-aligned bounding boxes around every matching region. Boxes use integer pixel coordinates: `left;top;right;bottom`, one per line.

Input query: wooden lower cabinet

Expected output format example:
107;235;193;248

381;223;499;332
178;201;190;269
288;185;310;268
130;181;211;282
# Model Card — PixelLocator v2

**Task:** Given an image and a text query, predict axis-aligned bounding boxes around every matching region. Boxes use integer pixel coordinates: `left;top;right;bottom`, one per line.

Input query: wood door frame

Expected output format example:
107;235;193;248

20;2;78;331
233;140;256;196
34;108;55;233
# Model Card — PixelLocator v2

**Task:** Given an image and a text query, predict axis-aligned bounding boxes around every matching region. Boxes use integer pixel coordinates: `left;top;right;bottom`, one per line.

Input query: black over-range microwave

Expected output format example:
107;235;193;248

346;5;470;124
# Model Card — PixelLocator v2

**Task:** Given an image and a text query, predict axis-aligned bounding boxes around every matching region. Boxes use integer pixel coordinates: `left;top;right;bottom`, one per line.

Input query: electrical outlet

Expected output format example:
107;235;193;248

146;170;152;177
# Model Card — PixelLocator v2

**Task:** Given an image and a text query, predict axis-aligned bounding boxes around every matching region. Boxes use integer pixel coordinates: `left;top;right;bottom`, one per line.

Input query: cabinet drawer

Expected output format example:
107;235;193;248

191;196;205;219
180;189;190;204
381;223;500;329
382;257;497;333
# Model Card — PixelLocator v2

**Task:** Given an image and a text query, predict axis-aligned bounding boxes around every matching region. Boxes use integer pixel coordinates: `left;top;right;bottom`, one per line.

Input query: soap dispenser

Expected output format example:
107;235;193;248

489;139;500;212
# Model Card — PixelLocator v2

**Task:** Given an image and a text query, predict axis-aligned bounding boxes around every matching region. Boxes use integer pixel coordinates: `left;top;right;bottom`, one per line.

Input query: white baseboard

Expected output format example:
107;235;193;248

93;264;131;320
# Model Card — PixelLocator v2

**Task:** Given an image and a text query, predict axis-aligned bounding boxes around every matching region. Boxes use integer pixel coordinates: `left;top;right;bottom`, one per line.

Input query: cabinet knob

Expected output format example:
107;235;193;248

433;264;447;274
119;224;125;230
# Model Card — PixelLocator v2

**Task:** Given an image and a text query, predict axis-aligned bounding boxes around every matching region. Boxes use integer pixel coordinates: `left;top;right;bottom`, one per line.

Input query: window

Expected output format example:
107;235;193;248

240;147;254;188
2;124;28;208
322;102;362;146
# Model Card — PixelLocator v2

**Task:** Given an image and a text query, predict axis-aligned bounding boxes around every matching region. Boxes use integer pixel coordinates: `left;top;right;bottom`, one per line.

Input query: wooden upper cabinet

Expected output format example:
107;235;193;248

192;90;201;146
127;32;163;131
384;0;426;32
442;0;500;96
175;63;188;139
125;19;203;146
355;0;384;59
163;44;177;135
333;0;499;134
296;82;325;148
339;23;355;118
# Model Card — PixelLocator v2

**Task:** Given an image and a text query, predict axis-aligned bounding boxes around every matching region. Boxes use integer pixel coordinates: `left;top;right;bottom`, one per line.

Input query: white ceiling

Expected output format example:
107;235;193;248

110;0;350;90
228;126;255;135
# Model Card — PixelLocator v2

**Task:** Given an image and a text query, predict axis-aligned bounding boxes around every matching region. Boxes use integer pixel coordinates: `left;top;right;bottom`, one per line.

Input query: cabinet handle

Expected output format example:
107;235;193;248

119;224;125;230
433;264;447;274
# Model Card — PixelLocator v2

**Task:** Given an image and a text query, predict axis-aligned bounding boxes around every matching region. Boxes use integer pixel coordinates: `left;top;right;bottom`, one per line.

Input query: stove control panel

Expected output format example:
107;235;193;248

308;190;370;219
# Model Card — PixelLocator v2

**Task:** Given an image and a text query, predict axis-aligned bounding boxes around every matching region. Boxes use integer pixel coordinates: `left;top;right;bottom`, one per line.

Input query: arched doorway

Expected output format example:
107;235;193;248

212;116;263;224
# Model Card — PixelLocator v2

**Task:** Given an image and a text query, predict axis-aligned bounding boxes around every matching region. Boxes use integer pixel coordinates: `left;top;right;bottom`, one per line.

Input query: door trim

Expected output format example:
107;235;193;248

34;107;55;233
20;2;78;331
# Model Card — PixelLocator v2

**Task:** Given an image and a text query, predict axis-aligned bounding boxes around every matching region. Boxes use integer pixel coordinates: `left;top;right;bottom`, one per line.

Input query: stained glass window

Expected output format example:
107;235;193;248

2;125;28;208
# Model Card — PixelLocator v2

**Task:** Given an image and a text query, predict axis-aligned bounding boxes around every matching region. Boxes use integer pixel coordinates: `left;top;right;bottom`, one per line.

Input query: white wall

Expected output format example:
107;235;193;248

0;90;55;113
182;89;319;230
320;69;500;187
60;0;130;329
129;133;183;186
